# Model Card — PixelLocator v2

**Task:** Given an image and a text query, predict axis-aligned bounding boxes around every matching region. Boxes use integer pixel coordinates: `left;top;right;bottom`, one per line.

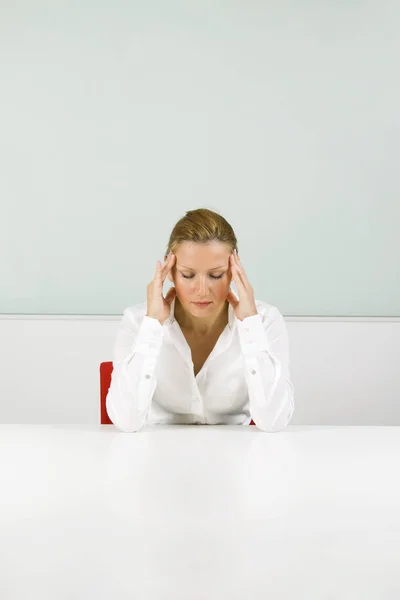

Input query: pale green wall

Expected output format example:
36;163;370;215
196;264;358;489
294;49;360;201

1;1;399;316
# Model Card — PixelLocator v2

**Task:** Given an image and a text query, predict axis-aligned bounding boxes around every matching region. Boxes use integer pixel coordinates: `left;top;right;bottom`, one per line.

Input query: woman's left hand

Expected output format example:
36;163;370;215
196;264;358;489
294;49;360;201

226;250;258;321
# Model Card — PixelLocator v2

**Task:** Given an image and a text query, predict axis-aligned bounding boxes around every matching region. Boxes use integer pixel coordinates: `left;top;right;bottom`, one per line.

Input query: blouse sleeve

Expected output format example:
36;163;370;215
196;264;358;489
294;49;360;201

236;306;295;432
106;309;165;432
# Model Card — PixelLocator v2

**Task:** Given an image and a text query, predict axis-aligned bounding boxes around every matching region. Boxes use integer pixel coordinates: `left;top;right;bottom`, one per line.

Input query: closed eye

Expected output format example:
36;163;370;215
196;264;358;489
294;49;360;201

182;274;224;280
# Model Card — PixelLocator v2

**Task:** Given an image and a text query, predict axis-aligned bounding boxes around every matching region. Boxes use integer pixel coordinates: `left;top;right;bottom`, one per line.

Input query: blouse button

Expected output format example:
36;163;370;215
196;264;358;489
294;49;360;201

251;369;256;375
145;374;151;379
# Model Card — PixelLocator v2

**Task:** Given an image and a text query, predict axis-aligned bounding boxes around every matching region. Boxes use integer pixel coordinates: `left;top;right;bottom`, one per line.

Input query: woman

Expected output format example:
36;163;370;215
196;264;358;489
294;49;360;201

106;208;295;432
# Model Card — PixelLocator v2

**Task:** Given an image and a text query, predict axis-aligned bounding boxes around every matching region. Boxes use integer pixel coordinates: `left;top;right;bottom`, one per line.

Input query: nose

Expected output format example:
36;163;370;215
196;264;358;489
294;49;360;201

197;275;209;297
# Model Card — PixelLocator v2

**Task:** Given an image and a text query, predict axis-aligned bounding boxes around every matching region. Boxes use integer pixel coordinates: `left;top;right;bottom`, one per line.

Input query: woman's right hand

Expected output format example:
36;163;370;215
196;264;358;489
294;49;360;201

146;252;177;325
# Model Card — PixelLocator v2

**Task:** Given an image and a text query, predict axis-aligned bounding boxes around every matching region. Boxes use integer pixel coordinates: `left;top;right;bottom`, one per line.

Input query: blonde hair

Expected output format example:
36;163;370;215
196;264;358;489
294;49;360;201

165;208;238;258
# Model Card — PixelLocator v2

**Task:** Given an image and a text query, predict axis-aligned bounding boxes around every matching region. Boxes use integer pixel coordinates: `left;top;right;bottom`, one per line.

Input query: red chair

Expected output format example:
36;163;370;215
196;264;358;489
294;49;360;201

100;361;114;424
100;361;255;425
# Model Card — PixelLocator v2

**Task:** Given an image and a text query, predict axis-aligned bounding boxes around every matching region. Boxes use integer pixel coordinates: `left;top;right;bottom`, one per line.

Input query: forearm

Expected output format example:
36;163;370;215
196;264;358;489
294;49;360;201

237;310;295;432
106;316;164;432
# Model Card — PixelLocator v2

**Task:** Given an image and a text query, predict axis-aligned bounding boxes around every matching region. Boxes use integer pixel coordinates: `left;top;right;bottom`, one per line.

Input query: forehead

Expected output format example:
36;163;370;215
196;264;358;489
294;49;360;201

176;241;231;268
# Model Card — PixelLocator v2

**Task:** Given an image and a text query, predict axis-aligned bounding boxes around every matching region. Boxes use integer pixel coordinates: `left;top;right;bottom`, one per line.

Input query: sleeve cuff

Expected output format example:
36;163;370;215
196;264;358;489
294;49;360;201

236;313;269;357
133;316;165;357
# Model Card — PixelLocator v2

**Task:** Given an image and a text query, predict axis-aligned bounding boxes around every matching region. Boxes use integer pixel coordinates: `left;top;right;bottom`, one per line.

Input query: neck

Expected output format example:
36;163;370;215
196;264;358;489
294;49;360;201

174;297;229;336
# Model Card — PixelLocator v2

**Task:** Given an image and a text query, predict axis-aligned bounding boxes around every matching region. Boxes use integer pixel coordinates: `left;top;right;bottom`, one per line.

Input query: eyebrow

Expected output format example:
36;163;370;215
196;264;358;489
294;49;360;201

178;264;226;271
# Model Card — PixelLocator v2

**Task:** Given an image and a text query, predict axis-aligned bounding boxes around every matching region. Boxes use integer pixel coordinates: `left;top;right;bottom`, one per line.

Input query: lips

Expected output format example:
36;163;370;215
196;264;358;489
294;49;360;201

194;302;211;305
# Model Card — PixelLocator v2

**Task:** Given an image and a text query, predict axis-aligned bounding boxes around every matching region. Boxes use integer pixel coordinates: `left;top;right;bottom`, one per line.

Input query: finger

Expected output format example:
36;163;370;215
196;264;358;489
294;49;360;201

230;254;246;290
161;252;174;266
165;286;176;304
231;264;246;298
155;260;161;276
153;261;164;286
161;253;175;281
232;251;250;286
226;289;239;308
156;253;171;281
233;253;251;288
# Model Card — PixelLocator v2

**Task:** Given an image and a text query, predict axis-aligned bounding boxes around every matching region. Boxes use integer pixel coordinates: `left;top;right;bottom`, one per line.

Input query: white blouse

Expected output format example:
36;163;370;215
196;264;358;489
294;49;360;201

106;296;295;433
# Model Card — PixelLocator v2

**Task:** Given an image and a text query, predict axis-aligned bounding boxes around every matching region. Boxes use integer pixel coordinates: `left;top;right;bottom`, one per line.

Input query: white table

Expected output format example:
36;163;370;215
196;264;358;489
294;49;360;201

0;425;399;600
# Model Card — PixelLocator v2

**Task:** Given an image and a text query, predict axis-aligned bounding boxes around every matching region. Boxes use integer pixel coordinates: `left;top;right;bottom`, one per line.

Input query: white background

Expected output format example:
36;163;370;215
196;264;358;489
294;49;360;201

1;0;400;316
1;315;399;424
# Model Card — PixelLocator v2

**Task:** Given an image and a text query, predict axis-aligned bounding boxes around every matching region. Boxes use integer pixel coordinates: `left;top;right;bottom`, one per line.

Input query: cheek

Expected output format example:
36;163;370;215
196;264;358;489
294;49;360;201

216;280;231;299
174;277;191;296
